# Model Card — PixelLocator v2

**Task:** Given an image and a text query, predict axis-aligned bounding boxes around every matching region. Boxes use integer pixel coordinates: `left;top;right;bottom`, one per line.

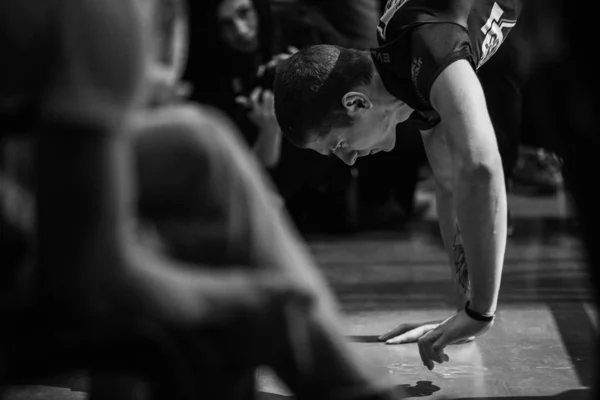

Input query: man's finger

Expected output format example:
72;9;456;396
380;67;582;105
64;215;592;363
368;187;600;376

418;328;441;363
385;324;438;344
430;331;451;363
418;328;447;369
426;329;450;364
417;338;434;370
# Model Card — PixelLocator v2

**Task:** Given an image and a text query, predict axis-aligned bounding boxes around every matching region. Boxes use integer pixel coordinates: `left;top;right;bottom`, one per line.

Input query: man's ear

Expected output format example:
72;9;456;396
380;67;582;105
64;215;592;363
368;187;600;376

341;91;372;114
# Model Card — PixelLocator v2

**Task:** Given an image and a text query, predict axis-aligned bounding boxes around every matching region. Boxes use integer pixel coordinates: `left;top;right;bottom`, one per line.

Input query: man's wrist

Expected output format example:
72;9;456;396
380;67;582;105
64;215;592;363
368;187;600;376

468;299;496;315
464;301;495;322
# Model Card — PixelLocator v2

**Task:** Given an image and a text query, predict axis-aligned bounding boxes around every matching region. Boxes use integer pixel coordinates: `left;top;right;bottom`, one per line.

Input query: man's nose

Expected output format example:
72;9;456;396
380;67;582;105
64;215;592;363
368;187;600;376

336;150;358;166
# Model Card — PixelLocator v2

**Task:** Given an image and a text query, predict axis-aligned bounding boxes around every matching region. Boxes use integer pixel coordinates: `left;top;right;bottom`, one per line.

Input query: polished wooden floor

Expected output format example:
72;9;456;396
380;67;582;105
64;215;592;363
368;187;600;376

3;186;596;399
258;187;597;399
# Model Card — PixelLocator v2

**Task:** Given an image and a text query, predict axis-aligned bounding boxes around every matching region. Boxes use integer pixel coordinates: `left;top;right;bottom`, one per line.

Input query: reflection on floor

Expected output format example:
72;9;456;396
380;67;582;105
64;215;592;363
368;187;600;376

257;189;597;399
2;188;596;400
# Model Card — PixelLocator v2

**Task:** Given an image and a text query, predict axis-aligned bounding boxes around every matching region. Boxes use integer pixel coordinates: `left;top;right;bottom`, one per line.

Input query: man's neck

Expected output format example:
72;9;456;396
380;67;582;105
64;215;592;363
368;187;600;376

371;65;400;106
366;62;415;123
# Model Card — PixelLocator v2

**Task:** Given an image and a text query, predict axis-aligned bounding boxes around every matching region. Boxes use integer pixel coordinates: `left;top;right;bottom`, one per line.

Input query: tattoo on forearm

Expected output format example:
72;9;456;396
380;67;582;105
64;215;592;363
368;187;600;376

453;223;470;294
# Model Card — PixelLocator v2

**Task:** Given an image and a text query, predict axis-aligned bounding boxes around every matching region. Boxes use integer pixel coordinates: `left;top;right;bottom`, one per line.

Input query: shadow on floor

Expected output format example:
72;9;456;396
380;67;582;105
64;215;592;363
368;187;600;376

395;380;441;397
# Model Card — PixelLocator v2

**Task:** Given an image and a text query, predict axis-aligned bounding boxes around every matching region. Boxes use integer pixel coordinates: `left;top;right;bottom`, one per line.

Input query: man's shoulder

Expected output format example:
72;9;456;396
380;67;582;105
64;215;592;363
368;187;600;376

371;5;474;110
377;0;523;42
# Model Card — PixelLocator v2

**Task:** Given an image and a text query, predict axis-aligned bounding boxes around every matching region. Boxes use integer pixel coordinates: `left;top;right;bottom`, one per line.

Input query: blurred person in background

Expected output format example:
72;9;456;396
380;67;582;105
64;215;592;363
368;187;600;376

0;0;204;395
1;1;405;399
184;0;289;168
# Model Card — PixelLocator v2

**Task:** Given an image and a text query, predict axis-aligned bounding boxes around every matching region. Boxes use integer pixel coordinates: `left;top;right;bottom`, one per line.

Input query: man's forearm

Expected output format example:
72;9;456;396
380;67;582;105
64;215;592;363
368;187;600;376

454;166;507;315
435;186;470;310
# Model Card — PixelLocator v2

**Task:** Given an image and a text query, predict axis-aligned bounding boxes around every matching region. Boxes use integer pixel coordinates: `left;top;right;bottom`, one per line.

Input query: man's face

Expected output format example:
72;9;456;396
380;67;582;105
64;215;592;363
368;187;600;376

305;99;413;166
217;0;259;54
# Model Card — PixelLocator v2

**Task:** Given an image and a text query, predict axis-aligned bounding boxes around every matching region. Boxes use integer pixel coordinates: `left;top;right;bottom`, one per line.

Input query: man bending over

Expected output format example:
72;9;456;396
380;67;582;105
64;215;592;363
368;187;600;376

273;0;523;370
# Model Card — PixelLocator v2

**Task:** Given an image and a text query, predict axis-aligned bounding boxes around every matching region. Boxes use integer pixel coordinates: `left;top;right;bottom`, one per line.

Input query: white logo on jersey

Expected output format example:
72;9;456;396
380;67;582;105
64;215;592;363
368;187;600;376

478;2;516;69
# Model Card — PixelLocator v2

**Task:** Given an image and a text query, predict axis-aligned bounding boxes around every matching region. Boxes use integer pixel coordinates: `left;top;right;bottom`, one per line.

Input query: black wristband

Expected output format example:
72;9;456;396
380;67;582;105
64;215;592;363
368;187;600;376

464;301;495;322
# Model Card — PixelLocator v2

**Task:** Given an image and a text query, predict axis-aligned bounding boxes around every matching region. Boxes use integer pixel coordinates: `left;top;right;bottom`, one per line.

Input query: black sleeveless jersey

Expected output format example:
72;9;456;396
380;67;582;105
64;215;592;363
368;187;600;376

370;0;522;130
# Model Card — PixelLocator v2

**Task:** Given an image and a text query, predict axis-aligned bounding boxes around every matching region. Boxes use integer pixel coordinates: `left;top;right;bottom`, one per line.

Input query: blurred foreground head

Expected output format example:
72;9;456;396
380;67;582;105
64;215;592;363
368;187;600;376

0;0;148;133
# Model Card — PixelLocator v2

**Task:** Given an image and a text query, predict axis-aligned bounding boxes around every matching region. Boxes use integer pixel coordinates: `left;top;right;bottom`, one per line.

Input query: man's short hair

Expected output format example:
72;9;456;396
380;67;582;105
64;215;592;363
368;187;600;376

273;45;373;147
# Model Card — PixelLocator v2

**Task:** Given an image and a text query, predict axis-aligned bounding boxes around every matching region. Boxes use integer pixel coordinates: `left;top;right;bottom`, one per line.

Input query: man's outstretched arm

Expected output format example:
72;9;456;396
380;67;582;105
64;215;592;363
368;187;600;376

379;58;507;349
415;59;507;369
